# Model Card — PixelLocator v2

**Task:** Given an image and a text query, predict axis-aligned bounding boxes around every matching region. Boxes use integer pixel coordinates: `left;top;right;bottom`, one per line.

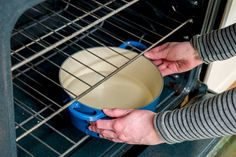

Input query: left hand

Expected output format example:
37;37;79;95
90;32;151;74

144;42;203;76
89;109;164;145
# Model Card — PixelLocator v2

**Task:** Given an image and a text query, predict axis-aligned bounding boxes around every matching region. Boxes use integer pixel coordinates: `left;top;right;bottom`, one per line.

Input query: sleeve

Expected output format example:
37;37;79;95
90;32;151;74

154;88;236;144
190;23;236;63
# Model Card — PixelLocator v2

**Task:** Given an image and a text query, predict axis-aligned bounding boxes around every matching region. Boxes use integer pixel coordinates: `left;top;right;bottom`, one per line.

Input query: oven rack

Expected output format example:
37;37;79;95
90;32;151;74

11;0;192;156
11;0;140;71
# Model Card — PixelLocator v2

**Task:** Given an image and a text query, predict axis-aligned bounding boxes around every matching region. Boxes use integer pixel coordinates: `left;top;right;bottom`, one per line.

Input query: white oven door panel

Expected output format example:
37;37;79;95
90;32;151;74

204;0;236;93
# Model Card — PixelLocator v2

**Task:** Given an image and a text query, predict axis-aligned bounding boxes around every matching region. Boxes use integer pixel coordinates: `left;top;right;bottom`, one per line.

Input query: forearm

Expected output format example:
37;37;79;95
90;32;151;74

154;88;236;144
190;23;236;63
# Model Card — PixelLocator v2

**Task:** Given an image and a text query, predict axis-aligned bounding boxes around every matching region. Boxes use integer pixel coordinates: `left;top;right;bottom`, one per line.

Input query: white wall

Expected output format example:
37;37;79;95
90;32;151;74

204;0;236;93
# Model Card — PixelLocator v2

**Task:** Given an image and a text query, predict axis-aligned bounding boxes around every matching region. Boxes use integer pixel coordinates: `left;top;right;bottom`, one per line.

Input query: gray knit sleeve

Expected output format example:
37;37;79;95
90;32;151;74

154;88;236;144
190;23;236;63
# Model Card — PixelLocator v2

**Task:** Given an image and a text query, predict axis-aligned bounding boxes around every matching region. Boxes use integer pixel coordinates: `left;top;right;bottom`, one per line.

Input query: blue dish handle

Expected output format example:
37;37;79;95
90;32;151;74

68;101;106;121
119;40;147;50
68;101;106;138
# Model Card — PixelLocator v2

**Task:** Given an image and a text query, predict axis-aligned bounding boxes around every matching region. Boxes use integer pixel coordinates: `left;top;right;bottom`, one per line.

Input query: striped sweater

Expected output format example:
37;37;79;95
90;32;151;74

154;23;236;144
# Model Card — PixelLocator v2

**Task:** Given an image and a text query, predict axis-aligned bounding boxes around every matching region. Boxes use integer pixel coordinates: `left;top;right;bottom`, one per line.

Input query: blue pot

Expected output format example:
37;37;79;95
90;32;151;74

68;94;160;137
60;41;163;137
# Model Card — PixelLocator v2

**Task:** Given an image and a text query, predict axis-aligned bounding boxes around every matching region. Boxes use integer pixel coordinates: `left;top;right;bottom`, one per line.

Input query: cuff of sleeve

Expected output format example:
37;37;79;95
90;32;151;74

153;111;178;144
190;35;210;64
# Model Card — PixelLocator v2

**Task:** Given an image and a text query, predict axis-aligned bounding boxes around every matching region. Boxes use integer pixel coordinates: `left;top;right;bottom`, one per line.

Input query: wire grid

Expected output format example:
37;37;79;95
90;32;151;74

11;0;190;156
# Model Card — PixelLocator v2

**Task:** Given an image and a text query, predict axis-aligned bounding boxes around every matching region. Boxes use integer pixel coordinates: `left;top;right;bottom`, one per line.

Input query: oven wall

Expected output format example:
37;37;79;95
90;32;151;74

0;0;44;156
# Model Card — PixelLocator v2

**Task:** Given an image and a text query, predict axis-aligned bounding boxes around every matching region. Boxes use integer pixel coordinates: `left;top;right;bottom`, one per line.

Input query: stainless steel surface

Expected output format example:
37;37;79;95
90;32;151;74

11;0;192;156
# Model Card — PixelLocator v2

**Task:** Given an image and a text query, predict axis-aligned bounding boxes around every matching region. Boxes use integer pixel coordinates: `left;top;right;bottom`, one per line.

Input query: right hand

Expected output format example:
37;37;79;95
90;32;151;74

89;109;164;145
144;42;203;76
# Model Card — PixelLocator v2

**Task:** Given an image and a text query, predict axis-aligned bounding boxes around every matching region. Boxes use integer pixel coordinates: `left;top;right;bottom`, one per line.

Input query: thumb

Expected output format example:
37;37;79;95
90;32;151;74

144;43;170;60
103;108;132;118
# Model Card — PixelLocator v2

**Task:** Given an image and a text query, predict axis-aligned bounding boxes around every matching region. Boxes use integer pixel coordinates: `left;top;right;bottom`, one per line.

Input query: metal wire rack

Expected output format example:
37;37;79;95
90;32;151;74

11;0;192;156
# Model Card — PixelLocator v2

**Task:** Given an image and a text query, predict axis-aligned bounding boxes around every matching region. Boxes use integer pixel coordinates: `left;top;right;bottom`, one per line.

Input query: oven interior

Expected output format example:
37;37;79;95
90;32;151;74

9;0;215;156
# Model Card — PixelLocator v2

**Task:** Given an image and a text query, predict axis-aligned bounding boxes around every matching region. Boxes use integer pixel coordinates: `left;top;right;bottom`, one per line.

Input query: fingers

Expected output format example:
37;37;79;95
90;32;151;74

89;120;125;143
89;122;101;133
103;108;132;118
89;125;123;143
111;139;124;143
100;130;124;143
151;60;175;76
100;130;118;139
157;42;171;51
95;119;115;130
144;42;170;60
160;69;175;77
158;61;179;76
152;59;163;66
89;109;132;141
158;63;168;70
100;130;129;143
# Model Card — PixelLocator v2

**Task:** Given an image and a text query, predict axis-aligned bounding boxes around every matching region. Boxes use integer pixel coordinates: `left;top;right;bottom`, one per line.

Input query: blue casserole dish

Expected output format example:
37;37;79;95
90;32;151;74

59;42;163;137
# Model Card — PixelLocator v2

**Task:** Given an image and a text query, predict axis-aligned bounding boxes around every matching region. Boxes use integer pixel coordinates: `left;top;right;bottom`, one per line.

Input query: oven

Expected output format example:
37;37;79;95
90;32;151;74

0;0;226;156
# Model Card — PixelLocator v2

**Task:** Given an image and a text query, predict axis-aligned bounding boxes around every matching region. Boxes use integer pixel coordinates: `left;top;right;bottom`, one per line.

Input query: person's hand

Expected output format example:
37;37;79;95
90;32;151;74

144;42;203;76
89;109;164;145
